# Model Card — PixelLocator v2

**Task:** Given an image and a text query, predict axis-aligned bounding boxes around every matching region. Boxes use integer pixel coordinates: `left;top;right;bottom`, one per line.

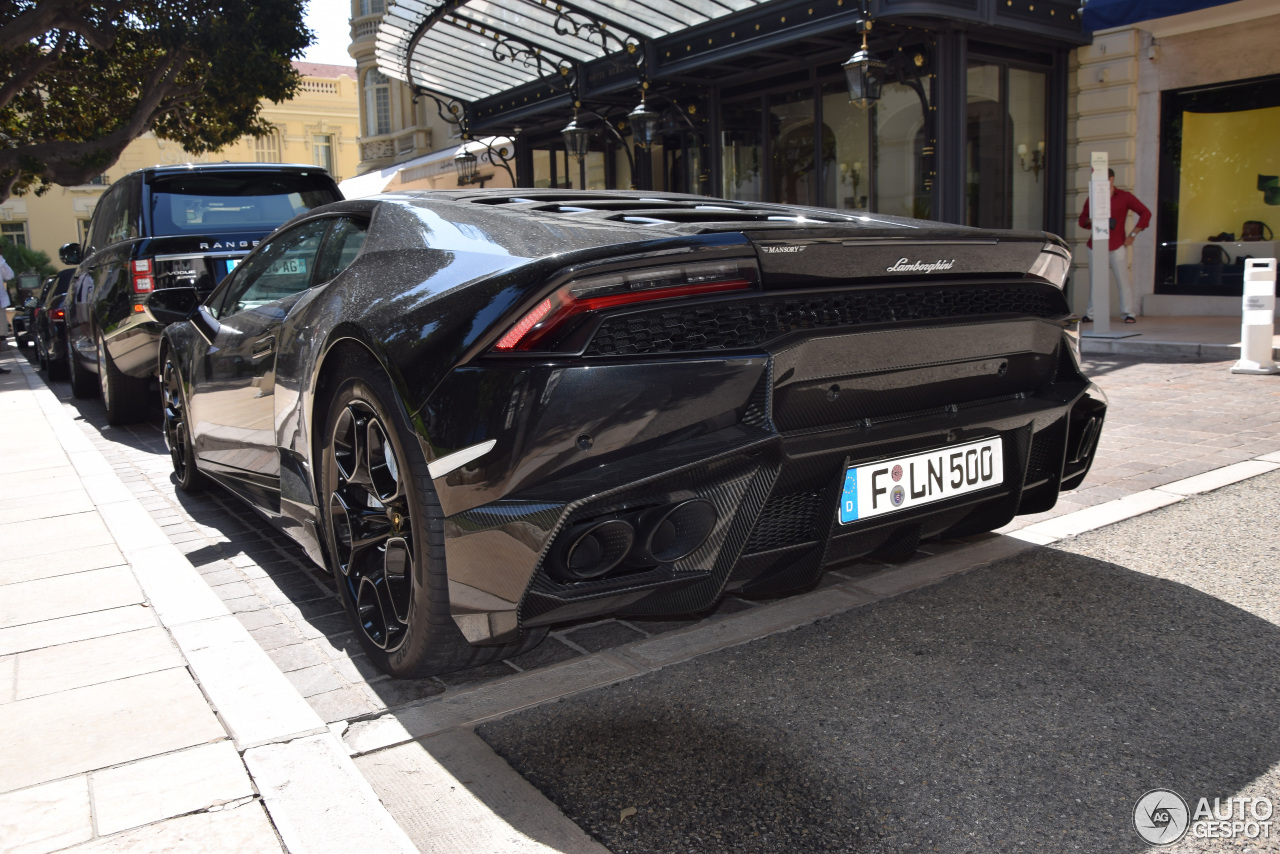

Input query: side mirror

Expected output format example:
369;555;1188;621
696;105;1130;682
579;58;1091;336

59;243;83;265
23;297;37;309
145;287;200;325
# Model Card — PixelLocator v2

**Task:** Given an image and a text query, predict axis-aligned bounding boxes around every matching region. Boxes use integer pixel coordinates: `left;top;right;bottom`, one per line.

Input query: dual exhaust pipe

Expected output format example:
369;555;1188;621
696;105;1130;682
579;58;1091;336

550;499;719;581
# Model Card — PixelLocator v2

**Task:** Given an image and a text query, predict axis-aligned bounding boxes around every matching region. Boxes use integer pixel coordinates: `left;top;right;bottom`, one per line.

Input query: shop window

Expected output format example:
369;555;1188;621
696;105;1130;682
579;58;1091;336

875;82;929;220
770;88;817;206
1156;74;1280;297
965;61;1046;231
721;99;763;202
1;222;27;247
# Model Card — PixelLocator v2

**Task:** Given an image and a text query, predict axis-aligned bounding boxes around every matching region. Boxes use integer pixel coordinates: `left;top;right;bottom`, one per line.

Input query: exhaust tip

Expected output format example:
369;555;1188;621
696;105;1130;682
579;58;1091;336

553;518;635;580
630;498;718;566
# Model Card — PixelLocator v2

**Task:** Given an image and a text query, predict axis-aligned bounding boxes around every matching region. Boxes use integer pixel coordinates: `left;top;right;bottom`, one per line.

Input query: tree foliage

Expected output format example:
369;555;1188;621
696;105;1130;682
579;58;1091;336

0;238;56;278
0;0;313;202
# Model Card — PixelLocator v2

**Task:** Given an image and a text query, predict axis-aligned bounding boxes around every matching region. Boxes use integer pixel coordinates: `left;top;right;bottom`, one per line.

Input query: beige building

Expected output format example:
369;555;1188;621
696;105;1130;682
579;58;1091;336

1068;0;1280;317
0;62;360;267
346;0;513;195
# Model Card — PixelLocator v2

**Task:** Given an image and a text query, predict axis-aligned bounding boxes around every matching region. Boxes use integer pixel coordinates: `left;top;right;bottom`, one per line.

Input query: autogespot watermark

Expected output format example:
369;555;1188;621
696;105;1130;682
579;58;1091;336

1133;789;1274;845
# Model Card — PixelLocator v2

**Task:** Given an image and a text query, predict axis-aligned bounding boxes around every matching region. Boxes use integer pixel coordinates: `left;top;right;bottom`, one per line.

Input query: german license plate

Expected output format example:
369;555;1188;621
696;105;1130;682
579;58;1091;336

838;437;1003;524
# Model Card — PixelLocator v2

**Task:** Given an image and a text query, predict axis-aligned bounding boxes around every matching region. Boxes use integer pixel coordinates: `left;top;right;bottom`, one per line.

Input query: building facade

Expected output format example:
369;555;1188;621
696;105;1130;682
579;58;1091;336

1069;0;1280;317
0;62;360;266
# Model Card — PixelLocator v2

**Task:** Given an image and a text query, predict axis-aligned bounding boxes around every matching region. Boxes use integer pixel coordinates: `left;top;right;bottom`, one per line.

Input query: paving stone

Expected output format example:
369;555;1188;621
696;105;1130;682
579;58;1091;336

328;651;386;684
0;775;92;854
284;664;345;698
234;609;285;632
0;489;94;525
61;802;282;854
436;660;520;690
266;642;326;673
563;621;648;653
91;741;254;835
170;615;325;750
506;636;582;671
307;685;382;723
0;654;12;704
0;605;157;658
0;512;115;562
0;669;226;792
14;627;185;700
210;581;257;601
200;568;244;587
248;623;306;652
244;734;416;854
362;676;446;711
0;566;143;631
0;545;125;587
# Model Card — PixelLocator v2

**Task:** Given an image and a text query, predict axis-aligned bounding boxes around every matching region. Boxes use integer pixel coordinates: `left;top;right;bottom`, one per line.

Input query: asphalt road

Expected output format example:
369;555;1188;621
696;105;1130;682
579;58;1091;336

478;470;1280;854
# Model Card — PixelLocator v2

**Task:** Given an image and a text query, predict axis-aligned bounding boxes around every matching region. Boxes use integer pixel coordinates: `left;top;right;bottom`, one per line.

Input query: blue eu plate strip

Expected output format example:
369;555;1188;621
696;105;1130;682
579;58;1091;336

839;468;858;523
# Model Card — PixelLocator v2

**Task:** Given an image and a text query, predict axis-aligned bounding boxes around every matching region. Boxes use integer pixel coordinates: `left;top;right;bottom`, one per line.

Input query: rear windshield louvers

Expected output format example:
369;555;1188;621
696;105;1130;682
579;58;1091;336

583;283;1068;357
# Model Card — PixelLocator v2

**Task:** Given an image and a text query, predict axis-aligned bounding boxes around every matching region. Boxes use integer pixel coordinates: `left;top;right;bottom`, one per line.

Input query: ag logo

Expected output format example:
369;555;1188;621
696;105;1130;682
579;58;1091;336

1134;789;1190;845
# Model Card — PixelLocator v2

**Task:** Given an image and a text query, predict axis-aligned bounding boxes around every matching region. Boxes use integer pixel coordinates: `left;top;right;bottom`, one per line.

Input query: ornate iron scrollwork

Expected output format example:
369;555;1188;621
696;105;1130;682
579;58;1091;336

412;86;518;184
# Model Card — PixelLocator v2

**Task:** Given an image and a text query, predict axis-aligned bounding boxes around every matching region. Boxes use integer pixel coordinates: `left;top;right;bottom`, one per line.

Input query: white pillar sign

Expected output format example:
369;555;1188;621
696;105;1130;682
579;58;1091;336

1231;258;1279;374
1089;151;1111;334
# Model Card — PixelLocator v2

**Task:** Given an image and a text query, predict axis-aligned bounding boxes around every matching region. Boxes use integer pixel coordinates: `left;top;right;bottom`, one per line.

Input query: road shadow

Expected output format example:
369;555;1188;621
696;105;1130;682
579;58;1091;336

477;549;1280;853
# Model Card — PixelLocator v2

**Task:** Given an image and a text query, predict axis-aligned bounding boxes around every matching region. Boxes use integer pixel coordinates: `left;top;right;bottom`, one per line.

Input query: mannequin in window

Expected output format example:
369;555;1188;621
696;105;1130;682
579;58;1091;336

1078;167;1151;323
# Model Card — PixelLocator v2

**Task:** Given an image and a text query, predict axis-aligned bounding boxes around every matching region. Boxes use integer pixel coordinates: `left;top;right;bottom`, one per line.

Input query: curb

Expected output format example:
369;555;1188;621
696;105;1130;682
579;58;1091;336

17;359;417;854
1078;336;1279;362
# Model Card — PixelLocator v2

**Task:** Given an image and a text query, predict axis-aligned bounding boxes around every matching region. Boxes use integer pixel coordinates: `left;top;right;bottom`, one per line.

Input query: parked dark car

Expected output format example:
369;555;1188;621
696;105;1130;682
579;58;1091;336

10;275;41;348
33;269;75;379
59;163;343;424
155;189;1106;679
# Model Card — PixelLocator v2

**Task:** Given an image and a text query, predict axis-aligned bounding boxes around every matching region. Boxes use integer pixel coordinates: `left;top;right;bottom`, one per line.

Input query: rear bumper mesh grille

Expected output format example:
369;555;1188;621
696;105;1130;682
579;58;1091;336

584;283;1066;357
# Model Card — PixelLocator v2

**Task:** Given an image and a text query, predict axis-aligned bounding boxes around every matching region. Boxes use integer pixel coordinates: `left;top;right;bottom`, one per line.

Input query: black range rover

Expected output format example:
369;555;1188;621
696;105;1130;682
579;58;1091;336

60;163;342;423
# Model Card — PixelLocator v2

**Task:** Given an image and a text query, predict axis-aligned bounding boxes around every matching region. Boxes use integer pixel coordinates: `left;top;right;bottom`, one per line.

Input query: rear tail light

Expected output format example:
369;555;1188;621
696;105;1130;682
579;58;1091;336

1028;242;1070;289
492;257;760;353
132;259;154;293
52;308;65;320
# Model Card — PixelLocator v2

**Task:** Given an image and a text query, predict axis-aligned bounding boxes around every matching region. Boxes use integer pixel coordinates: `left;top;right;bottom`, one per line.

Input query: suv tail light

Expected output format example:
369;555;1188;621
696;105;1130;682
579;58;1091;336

132;259;154;293
492;257;760;353
52;308;65;320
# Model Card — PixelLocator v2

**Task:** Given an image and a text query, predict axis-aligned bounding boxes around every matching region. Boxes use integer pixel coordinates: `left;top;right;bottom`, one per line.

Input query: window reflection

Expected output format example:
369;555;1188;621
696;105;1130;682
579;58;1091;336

721;100;763;202
966;61;1046;230
875;82;928;219
770;88;818;205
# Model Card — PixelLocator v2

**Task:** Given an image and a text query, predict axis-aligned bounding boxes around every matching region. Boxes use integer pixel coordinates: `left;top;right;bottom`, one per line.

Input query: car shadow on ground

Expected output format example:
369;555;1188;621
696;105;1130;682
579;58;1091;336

476;549;1280;854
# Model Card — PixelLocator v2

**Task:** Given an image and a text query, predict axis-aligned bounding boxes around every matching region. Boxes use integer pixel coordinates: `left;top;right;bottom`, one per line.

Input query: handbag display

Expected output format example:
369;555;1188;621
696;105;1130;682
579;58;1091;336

1241;220;1273;241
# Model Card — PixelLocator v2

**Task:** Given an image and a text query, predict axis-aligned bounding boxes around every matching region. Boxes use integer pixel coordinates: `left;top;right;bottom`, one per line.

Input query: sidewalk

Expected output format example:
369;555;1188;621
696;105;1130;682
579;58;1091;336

1078;314;1280;360
0;357;415;854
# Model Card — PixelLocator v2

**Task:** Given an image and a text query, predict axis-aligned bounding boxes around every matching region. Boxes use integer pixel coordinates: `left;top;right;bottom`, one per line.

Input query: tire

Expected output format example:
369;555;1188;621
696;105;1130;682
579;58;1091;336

162;353;204;492
69;346;96;399
48;350;69;382
97;333;150;425
318;352;544;679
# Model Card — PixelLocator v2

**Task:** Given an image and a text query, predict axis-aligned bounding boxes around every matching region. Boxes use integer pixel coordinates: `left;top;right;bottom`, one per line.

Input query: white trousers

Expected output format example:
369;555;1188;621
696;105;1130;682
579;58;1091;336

1086;245;1134;318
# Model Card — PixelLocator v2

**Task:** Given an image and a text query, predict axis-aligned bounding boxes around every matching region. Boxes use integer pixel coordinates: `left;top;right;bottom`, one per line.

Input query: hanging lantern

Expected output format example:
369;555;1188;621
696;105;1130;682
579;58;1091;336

843;29;886;108
628;97;662;149
561;113;591;161
453;146;479;184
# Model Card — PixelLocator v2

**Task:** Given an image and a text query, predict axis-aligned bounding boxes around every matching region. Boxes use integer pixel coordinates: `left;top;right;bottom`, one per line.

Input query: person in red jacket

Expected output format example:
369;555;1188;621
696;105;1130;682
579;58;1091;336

1078;168;1151;323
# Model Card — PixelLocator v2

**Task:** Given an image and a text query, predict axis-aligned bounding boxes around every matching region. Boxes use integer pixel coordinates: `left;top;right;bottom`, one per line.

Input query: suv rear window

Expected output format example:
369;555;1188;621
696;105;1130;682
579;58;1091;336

148;172;340;236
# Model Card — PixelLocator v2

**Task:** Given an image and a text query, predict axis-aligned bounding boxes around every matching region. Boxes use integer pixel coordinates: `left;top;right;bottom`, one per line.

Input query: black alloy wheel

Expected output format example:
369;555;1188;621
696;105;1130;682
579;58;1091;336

319;356;544;678
162;354;203;492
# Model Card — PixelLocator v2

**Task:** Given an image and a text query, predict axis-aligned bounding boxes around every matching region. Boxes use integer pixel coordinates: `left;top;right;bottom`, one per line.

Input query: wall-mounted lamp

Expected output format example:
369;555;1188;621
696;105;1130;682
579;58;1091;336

1018;141;1045;181
628;92;662;149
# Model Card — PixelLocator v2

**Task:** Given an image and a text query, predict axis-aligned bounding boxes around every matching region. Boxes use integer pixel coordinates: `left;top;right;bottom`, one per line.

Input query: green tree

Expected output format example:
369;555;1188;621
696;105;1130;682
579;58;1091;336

0;238;56;278
0;0;313;202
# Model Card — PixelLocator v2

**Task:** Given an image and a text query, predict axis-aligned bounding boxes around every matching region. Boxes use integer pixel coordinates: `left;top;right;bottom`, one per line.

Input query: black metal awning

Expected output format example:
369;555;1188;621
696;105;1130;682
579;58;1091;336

376;0;771;103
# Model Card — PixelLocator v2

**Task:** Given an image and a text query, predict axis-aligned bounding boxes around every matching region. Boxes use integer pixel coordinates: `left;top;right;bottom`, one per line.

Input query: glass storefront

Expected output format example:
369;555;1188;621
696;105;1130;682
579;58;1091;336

1157;74;1280;296
966;61;1046;231
720;73;927;216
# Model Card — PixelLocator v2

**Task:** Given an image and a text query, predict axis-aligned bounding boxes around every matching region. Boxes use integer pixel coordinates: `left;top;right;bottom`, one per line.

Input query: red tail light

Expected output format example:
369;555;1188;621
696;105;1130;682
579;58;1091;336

52;308;65;320
132;258;154;293
492;257;760;353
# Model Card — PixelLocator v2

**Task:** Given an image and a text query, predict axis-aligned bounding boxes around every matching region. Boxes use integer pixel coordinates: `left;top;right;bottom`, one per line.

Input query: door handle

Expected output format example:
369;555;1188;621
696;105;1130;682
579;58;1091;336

251;335;275;358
